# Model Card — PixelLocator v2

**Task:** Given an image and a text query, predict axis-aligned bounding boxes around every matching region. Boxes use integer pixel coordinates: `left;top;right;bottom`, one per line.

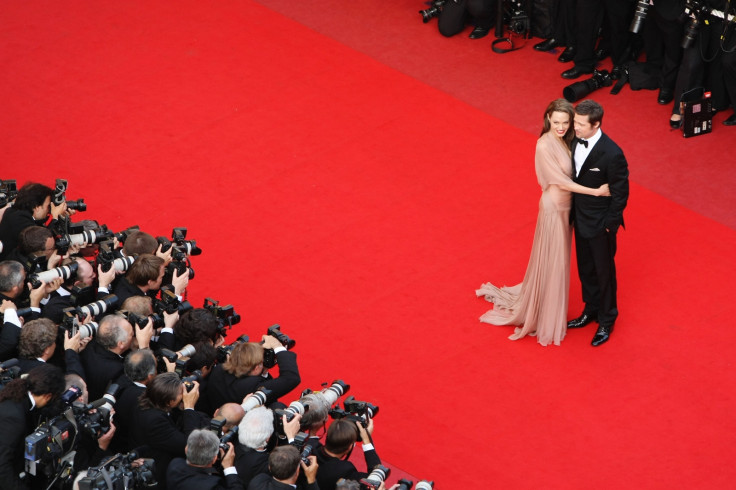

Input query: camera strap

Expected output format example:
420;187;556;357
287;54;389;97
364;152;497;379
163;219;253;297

491;37;525;54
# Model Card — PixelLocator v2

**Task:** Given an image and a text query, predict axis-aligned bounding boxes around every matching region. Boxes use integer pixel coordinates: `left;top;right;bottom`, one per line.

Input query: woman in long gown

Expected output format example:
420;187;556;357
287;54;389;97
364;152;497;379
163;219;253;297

476;99;610;346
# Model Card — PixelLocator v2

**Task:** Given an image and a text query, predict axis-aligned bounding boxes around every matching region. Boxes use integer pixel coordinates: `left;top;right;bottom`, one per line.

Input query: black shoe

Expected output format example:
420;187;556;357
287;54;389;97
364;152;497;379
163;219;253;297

561;66;594;80
469;26;490;39
670;115;682;129
557;46;576;63
594;47;609;61
534;38;563;51
723;113;736;126
591;324;613;346
610;65;624;81
658;88;674;105
567;312;597;329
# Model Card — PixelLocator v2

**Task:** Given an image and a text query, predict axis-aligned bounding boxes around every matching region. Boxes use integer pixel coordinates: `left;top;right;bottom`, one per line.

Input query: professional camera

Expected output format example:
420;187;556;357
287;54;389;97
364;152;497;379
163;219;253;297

496;0;531;37
629;0;651;34
63;294;119;323
28;262;79;289
563;69;613;103
159;343;196;363
216;333;249;363
204;297;241;338
344;395;379;420
262;324;296;368
419;0;446;23
153;285;193;316
181;369;203;391
210;418;240;453
157;227;202;257
0;179;17;207
52;178;87;212
241;387;273;412
303;379;350;406
64;224;114;249
97;243;135;273
360;464;391;489
112;225;140;244
76;451;157;490
273;399;310;436
122;310;165;331
0;358;21;390
60;311;100;340
681;0;710;49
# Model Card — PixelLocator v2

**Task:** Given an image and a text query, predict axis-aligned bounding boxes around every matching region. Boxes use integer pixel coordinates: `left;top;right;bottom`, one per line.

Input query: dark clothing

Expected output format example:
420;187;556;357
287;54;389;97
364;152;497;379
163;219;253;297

0;208;42;261
112;276;150;305
571;132;629;328
0;396;35;490
166;458;245;490
0;321;22;361
201;351;300;415
41;292;74;325
130;407;207;488
315;446;381;490
111;376;145;453
247;473;319;490
233;444;270;488
574;0;635;69
438;0;498;37
79;339;124;401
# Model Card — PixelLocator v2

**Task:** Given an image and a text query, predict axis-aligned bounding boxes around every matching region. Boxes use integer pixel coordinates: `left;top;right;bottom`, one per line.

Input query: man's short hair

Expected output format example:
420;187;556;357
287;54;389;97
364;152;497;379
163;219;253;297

125;254;164;287
18;318;57;358
237;406;274;449
96;315;132;350
124;349;157;383
223;342;263;377
575;99;604;126
12;182;53;212
122;231;158;257
299;393;330;430
336;480;362;490
17;226;53;256
186;429;220;466
121;295;153;316
0;260;25;293
175;308;221;345
268;446;300;481
325;419;359;455
185;342;217;373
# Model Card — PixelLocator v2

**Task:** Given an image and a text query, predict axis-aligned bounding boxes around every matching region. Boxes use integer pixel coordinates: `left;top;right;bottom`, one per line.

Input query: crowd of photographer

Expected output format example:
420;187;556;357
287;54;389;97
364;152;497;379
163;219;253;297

0;180;433;490
421;0;736;130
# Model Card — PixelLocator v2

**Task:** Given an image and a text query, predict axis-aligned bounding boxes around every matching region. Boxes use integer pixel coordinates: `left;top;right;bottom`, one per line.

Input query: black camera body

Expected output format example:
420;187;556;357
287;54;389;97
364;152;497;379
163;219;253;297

216;334;249;363
563;69;613;103
496;0;531;38
153;286;192;316
77;451;157;490
204;297;242;339
262;324;296;369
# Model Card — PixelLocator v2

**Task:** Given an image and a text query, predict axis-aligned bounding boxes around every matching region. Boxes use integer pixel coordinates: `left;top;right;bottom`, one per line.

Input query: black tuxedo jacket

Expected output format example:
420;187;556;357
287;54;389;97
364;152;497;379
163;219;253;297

234;443;269;488
247;473;319;490
0;321;22;361
201;351;300;414
111;376;145;452
166;457;245;490
571;132;629;238
130;406;207;487
315;446;381;490
0;397;35;490
79;339;125;401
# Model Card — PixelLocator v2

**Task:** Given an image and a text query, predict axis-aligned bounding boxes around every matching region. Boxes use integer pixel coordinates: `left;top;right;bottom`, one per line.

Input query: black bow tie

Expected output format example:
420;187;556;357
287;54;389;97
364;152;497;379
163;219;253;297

577;138;588;148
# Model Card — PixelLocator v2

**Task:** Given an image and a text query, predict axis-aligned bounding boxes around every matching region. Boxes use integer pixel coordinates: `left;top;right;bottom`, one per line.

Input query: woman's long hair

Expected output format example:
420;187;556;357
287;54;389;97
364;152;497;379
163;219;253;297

540;98;575;148
0;364;65;403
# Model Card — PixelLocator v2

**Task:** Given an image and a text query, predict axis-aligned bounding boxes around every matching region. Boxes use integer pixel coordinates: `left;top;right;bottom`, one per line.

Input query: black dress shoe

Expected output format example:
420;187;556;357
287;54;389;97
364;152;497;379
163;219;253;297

723;113;736;126
557;46;576;63
610;65;623;81
567;312;597;329
658;88;674;105
591;324;613;346
469;26;490;39
670;115;682;129
561;66;594;80
534;38;563;51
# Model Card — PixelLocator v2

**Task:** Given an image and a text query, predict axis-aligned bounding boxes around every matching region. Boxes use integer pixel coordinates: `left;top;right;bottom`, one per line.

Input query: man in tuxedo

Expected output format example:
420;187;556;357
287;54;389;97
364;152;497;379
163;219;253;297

568;100;629;346
247;445;319;490
166;429;244;490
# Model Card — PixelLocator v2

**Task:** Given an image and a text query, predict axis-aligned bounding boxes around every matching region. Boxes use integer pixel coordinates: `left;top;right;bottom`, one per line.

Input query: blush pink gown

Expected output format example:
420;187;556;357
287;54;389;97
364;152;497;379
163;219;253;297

476;131;574;346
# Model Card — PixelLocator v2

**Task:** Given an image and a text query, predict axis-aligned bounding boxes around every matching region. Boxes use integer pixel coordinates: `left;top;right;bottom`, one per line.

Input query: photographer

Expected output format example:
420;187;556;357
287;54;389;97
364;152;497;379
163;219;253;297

16;317;86;376
297;393;331;449
43;257;116;324
113;253;187;304
316;418;381;490
0;363;66;490
202;335;300;414
166;429;244;490
111;348;158;452
0;182;68;261
247;445;319;490
79;313;138;400
159;307;225;352
437;0;498;39
130;372;208;488
234;406;275;487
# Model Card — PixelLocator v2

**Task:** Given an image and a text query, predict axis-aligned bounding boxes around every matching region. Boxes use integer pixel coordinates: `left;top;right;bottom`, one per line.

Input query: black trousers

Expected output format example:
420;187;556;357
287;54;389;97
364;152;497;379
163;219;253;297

574;227;619;327
574;0;635;69
438;0;497;37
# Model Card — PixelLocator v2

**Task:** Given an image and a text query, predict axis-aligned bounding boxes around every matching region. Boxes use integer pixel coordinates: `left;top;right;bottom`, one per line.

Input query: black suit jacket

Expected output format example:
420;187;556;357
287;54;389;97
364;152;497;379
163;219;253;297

130;406;207;487
247;473;319;490
0;208;39;261
571;132;629;238
0;321;22;361
234;444;270;488
111;376;145;452
79;339;125;401
202;351;300;414
0;397;34;490
166;457;245;490
315;446;381;490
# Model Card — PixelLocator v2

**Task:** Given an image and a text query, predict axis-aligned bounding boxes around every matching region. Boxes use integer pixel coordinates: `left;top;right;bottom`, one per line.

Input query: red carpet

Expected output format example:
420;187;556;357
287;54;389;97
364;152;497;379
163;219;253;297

2;1;736;488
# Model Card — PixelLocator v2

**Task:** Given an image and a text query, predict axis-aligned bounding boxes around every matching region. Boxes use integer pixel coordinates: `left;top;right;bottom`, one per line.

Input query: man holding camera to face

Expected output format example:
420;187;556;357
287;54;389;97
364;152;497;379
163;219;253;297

166;429;244;490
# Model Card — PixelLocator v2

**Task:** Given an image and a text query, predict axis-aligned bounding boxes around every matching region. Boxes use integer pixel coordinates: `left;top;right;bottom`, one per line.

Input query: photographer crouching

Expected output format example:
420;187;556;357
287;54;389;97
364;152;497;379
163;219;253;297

435;0;499;39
